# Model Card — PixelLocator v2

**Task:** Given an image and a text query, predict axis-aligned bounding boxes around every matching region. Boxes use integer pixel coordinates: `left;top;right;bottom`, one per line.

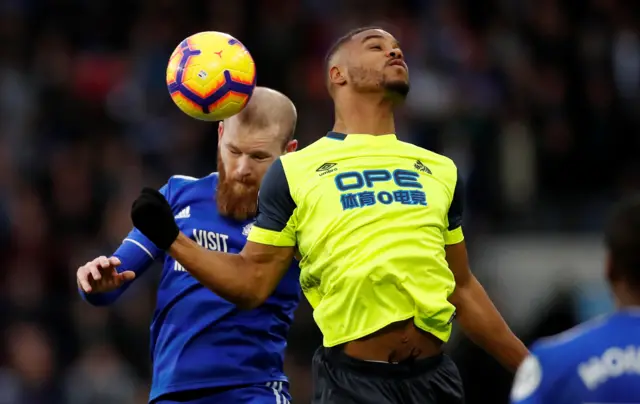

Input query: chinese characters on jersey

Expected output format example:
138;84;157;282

339;190;427;210
334;169;428;211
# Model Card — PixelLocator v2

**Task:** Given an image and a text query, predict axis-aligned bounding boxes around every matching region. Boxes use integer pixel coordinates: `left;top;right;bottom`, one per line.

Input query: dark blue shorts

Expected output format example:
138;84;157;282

312;347;464;404
154;382;291;404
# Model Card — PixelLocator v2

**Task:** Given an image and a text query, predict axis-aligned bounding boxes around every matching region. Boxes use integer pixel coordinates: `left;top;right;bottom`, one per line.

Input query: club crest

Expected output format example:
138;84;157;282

242;222;254;237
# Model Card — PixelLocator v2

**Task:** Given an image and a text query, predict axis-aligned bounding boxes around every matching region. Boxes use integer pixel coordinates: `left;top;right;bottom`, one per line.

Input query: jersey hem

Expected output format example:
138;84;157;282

322;312;453;347
322;312;416;347
413;320;452;343
149;376;289;401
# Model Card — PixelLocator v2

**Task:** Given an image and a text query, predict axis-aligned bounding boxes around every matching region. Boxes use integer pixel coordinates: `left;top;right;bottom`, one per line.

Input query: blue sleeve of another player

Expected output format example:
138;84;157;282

510;345;555;404
79;185;168;306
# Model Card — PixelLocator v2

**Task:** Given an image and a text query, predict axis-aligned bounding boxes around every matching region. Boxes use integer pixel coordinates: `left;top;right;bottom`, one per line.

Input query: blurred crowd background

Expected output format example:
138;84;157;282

1;0;638;403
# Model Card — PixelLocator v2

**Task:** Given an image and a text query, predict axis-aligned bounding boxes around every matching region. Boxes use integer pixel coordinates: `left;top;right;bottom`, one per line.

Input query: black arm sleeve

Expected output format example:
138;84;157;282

447;168;464;231
255;158;297;232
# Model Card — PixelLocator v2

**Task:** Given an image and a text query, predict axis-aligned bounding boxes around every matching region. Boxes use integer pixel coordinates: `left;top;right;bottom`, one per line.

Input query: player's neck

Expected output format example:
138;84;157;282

617;298;640;309
613;283;640;309
333;93;396;135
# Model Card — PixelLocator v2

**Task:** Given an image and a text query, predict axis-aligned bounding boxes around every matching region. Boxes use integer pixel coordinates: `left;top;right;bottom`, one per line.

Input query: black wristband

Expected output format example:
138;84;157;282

131;188;180;250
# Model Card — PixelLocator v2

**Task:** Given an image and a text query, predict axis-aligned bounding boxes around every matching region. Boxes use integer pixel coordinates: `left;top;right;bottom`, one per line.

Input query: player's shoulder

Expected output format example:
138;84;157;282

280;134;458;167
533;313;612;354
166;172;217;189
397;139;457;170
280;136;330;163
277;137;337;180
522;314;614;378
164;173;218;204
511;314;621;403
510;323;600;403
392;139;460;191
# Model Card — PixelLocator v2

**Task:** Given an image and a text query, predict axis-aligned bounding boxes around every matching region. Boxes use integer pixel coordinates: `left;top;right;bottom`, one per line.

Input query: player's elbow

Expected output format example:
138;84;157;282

196;273;269;309
194;266;270;309
232;287;270;310
234;296;264;310
230;256;280;310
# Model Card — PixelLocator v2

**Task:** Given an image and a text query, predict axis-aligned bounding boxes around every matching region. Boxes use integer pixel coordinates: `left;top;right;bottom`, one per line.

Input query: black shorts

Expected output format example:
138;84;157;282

312;346;465;404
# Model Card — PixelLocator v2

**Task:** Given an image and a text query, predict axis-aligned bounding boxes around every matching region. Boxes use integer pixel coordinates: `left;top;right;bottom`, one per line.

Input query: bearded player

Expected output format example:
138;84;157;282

77;87;299;404
130;28;529;403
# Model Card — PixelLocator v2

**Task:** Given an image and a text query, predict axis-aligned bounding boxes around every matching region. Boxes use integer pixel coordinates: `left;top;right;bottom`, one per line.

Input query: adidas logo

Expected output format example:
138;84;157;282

175;206;191;219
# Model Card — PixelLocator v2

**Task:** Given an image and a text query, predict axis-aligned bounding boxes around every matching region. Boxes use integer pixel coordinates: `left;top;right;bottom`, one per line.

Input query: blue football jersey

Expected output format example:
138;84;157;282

510;309;640;404
79;173;302;402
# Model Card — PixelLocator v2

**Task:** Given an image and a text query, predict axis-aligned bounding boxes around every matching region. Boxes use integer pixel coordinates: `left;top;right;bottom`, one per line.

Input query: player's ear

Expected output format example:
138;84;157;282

218;121;224;142
329;66;346;86
285;139;298;153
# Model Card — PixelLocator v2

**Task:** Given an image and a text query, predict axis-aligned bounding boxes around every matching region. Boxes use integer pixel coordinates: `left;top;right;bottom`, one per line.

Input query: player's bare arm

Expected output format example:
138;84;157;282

169;235;294;308
446;240;529;372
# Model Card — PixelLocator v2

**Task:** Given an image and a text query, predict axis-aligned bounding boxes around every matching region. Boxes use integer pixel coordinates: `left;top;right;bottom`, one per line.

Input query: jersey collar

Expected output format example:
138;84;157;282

325;132;398;141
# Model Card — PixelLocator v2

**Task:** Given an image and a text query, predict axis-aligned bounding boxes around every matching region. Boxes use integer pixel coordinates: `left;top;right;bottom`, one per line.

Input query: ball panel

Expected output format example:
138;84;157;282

208;92;249;112
171;92;210;121
181;65;226;99
207;98;249;121
227;68;256;87
166;31;257;121
166;48;183;87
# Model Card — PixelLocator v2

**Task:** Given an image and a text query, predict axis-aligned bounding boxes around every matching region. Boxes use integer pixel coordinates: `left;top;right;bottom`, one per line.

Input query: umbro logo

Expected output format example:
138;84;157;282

316;162;338;176
414;160;432;174
316;162;336;172
175;206;191;219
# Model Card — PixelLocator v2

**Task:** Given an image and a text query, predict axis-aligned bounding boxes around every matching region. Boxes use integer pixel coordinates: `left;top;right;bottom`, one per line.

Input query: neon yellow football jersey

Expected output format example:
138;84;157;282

248;132;464;347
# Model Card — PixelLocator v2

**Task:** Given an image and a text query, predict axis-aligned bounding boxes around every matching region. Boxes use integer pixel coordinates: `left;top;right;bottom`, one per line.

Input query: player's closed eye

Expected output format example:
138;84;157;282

369;45;382;51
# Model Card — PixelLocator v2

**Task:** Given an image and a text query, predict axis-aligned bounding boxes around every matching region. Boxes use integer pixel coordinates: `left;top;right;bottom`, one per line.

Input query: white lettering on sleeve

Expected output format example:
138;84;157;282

511;355;542;402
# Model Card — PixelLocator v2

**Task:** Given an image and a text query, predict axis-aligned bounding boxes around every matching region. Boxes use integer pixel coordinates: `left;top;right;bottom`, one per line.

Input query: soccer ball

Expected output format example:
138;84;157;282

166;31;257;121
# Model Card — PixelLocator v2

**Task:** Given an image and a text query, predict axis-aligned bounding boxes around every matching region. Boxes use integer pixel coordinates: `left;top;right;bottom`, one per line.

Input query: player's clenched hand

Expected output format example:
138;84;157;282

131;187;179;250
77;256;135;293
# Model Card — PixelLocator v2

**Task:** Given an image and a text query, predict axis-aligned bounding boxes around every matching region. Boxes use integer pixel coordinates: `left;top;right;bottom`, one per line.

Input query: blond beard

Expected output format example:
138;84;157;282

216;152;259;221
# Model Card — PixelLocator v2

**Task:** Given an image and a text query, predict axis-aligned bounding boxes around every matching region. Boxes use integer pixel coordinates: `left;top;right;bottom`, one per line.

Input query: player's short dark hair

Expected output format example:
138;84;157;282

605;194;640;286
324;26;384;71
